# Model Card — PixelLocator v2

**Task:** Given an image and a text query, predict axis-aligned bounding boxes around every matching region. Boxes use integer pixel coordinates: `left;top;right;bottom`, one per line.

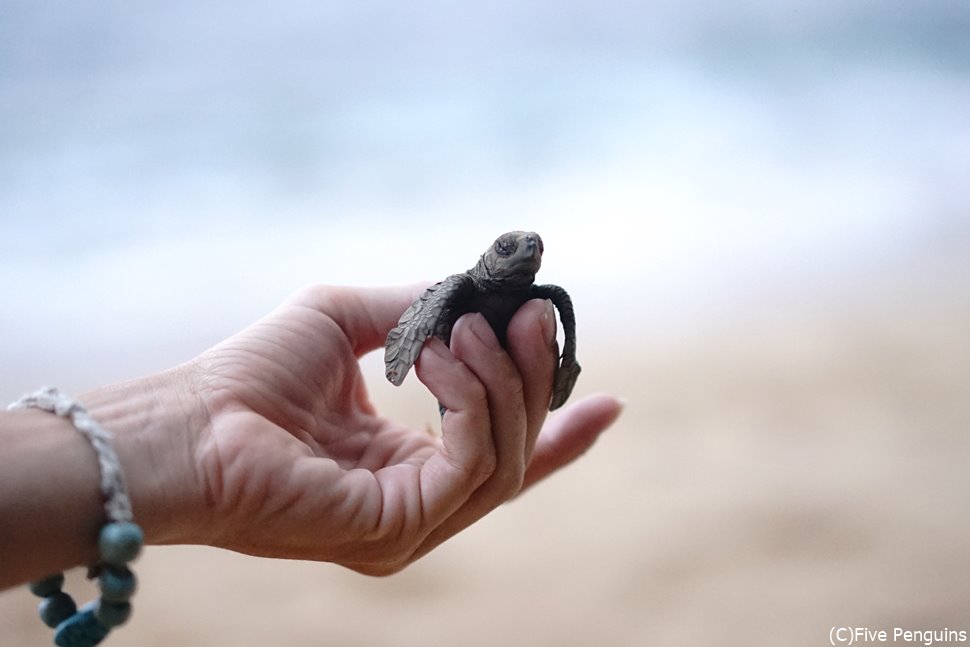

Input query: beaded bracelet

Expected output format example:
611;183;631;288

8;387;144;647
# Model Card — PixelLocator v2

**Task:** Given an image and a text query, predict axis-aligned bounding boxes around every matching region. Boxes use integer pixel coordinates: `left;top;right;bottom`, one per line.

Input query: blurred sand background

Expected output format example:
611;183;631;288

2;2;969;645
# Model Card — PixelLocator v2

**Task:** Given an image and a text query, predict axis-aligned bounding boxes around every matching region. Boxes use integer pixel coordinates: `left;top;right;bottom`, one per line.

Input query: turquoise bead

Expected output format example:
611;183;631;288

94;599;132;628
29;573;65;597
38;591;77;628
98;522;143;566
54;605;110;647
98;566;137;602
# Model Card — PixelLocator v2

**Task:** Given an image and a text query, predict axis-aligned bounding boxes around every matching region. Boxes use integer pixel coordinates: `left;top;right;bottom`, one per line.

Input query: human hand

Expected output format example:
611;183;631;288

98;285;623;575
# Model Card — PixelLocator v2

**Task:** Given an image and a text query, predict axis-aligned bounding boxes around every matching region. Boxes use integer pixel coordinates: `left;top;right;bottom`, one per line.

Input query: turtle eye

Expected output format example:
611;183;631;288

495;237;517;257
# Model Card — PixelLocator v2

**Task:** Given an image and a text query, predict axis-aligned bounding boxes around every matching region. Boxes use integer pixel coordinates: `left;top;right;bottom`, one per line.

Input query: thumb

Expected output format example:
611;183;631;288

287;283;432;355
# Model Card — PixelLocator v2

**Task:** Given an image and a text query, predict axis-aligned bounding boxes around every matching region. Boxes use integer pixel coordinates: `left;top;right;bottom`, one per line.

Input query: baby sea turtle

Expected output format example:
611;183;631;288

384;230;581;410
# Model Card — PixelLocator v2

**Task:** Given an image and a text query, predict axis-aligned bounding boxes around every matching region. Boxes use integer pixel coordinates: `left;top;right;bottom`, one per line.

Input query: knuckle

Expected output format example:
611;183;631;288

505;373;526;406
287;283;331;307
345;539;422;578
464;379;489;409
353;560;407;578
465;441;497;486
493;466;525;499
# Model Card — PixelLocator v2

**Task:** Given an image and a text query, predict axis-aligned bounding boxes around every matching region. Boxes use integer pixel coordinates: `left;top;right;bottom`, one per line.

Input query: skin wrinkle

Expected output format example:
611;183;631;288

221;428;308;548
322;428;373;467
342;468;383;542
360;426;433;471
281;316;333;393
280;464;366;558
134;392;202;544
227;371;317;449
206;314;336;448
267;457;343;542
203;430;250;541
337;465;410;570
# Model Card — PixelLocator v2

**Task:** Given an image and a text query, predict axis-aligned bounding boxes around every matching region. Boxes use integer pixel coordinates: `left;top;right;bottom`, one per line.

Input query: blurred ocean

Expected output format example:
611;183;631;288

1;0;969;387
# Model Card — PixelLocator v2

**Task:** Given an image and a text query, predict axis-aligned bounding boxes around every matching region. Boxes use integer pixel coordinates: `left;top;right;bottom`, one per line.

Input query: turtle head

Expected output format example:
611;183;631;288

476;231;544;287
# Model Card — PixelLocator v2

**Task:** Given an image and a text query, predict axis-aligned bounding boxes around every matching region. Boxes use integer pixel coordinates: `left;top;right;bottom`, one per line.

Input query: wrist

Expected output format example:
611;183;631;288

80;364;212;548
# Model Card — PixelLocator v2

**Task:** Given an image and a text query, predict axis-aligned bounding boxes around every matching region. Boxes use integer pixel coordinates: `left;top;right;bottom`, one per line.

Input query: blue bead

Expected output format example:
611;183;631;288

38;591;77;628
29;573;65;597
98;566;137;602
94;599;132;628
98;522;143;566
54;606;110;647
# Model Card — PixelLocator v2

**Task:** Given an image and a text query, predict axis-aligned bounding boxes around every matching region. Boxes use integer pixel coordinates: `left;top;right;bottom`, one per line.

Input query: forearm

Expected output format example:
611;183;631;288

0;367;209;590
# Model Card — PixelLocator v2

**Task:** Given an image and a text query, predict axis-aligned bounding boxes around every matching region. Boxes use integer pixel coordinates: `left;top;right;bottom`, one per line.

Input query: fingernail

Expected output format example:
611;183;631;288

540;299;557;347
469;313;502;351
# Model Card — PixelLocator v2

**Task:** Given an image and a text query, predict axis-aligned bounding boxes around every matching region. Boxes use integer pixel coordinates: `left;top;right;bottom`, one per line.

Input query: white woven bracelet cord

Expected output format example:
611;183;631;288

7;386;134;523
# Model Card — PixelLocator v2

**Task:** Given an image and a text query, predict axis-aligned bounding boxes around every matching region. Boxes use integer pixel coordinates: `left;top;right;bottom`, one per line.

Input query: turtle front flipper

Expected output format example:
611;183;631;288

532;283;581;410
384;273;474;386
